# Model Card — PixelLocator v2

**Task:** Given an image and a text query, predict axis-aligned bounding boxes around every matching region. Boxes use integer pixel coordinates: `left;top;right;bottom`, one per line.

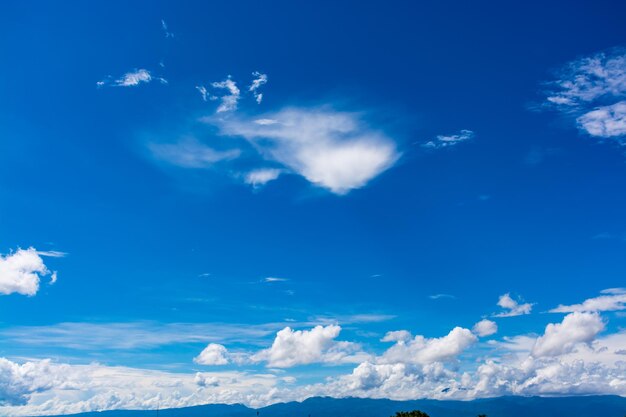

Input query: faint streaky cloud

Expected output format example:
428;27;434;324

210;107;400;195
249;71;268;104
245;169;281;188
264;277;288;283
161;19;174;38
549;288;626;313
429;293;456;300
211;77;241;113
148;138;241;168
576;101;626;138
98;69;167;88
494;293;533;317
196;85;209;101
35;250;67;258
422;129;474;149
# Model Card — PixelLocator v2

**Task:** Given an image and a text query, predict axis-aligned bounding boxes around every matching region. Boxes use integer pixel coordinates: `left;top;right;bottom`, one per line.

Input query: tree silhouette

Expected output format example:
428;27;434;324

392;411;430;417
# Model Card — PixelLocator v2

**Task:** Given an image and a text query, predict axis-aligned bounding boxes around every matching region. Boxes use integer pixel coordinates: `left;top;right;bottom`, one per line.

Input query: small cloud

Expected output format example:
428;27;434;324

576;101;626;138
0;247;58;296
494;293;534;317
422;129;474;149
161;19;174;38
429;294;456;300
245;169;281;188
472;319;498;337
264;277;288;283
36;250;67;258
211;77;240;113
198;273;211;278
98;69;166;88
196;85;209;102
549;288;626;313
249;71;268;104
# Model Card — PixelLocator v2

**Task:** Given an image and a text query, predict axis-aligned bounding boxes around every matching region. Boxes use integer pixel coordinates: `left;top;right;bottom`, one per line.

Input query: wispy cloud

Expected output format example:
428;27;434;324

245;168;282;188
263;277;288;283
542;48;626;142
249;71;268;104
98;69;167;88
550;288;626;313
148;138;241;168
161;19;174;38
421;129;474;149
211;77;241;113
429;293;456;300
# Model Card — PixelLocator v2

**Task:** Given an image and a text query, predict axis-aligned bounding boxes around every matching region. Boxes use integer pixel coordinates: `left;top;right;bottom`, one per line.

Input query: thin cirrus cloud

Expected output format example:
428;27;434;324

0;248;59;296
210;77;241;113
98;69;167;88
148;138;241;168
543;48;626;142
493;293;534;317
208;107;400;195
421;129;474;149
249;71;268;104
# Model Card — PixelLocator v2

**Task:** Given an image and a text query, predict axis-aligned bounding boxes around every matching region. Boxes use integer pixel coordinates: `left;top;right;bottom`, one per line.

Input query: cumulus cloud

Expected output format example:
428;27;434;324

550;288;626;313
379;327;477;365
194;343;230;365
421;130;474;149
251;325;365;368
211;107;400;194
148;138;241;168
249;72;268;104
245;169;282;188
380;330;412;343
576;101;626;138
0;248;57;296
472;319;498;337
532;312;605;357
494;293;533;317
211;77;241;113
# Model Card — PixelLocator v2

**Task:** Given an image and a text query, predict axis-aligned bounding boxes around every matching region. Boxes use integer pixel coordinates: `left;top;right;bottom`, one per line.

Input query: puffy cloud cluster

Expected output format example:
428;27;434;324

494;293;533;317
0;248;57;296
531;312;605;357
194;343;230;365
544;48;626;141
251;325;366;368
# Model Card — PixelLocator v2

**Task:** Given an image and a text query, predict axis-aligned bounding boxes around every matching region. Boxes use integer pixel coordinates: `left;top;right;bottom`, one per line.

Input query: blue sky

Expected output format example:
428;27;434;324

1;0;626;415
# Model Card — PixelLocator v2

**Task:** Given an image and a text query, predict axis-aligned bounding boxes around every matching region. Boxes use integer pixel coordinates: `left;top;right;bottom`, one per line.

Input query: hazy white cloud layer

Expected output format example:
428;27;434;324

544;48;626;141
0;248;57;296
148;138;241;168
211;107;400;194
3;301;626;416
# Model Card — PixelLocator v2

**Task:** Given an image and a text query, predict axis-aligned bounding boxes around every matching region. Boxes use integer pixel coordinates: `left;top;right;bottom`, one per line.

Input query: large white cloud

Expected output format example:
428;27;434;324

531;312;605;357
0;248;57;296
550;288;626;313
211;108;400;194
251;324;366;368
379;327;477;365
194;343;230;366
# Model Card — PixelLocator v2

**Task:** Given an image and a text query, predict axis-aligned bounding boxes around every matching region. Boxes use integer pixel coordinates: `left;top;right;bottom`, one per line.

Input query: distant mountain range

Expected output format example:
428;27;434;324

36;396;626;417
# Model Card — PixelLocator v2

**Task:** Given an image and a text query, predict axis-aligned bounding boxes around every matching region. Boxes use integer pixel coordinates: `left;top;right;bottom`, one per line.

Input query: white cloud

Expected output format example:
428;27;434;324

194;343;230;365
472;319;498;337
211;78;241;113
245;169;281;188
379;327;477;365
550;288;626;313
148;138;241;168
196;85;209;101
0;248;57;296
263;277;288;283
494;293;533;317
429;293;455;300
422;130;474;149
98;69;167;88
249;72;268;104
545;49;626;109
380;330;412;343
212;107;400;194
531;312;605;357
251;325;366;368
576;101;626;138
